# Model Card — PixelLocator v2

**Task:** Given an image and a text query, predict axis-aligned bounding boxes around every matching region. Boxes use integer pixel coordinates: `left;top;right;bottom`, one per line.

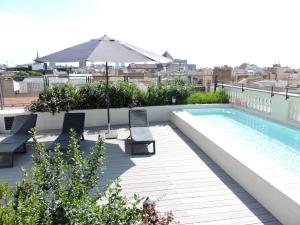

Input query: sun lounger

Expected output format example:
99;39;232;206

0;114;37;168
129;109;155;155
50;113;85;151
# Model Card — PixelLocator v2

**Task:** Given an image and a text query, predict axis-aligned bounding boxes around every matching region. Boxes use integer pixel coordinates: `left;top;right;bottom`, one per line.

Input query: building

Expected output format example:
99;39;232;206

268;63;291;80
233;63;258;77
127;63;163;73
172;58;196;71
165;63;180;73
213;65;232;81
192;68;214;91
162;51;197;72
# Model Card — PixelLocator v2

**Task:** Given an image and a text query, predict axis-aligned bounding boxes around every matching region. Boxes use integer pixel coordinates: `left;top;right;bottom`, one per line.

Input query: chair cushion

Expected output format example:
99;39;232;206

0;143;22;153
130;127;154;142
1;134;31;144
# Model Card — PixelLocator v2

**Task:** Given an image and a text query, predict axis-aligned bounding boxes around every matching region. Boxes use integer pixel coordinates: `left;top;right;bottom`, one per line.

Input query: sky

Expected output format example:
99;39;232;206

1;0;300;68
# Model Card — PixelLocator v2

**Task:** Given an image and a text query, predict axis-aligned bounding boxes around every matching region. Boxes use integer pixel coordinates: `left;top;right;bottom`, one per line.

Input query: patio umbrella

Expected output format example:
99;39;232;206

37;35;172;138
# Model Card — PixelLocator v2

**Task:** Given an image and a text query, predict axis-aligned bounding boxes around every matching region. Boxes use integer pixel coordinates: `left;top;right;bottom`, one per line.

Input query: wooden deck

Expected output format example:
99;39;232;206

0;123;281;224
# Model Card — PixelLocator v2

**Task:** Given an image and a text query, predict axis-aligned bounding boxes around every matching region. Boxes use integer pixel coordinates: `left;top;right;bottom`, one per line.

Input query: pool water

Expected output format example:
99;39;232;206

185;108;300;177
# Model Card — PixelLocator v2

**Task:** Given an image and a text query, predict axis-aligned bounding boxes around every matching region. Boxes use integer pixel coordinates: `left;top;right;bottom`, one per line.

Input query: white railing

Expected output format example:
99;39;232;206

288;101;300;122
226;90;272;114
220;84;300;127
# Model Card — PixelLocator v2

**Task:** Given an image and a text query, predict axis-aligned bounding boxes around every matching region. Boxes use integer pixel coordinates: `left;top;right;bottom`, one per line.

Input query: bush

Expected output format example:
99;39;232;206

109;81;144;108
77;82;107;109
184;91;229;104
145;80;192;106
167;80;193;104
27;81;228;113
145;85;169;106
12;71;30;81
28;82;145;113
0;129;107;224
27;84;77;114
0;130;176;224
27;71;43;76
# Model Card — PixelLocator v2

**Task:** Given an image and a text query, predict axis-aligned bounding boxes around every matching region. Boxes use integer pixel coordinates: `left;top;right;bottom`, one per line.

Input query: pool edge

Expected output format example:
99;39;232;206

171;109;300;225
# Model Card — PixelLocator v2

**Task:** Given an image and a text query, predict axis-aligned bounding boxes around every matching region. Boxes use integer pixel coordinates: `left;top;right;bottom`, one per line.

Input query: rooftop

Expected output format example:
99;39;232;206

0;123;281;224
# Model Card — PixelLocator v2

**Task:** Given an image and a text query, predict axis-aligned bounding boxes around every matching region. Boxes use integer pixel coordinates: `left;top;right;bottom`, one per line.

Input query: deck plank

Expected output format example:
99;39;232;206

0;123;281;225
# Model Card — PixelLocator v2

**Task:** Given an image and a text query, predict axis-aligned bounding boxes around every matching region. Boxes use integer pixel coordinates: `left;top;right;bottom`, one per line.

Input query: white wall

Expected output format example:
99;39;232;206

0;104;230;133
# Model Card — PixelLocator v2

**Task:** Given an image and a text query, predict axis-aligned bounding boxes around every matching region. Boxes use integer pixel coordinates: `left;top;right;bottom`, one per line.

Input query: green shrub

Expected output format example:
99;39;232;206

27;71;43;76
145;85;169;106
0;130;176;224
12;71;30;81
28;82;145;113
27;81;228;113
145;79;192;106
167;79;193;104
109;81;144;108
0;130;141;225
27;84;77;114
0;129;100;224
184;91;229;104
77;82;107;109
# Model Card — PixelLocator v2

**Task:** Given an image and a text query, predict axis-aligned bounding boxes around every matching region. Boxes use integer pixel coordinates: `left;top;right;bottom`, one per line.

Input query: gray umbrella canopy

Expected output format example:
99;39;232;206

37;35;171;138
37;35;172;64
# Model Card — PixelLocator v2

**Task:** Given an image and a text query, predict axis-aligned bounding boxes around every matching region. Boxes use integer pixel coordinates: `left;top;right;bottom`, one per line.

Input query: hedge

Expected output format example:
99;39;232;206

27;81;228;114
184;91;229;104
13;71;43;81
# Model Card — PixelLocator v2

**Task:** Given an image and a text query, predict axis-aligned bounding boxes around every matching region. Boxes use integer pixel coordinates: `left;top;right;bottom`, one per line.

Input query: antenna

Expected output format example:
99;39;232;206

36;49;39;60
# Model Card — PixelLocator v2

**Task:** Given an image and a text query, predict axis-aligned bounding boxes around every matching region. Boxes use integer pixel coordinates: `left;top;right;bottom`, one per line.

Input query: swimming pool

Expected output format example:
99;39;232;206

171;106;300;225
185;108;300;177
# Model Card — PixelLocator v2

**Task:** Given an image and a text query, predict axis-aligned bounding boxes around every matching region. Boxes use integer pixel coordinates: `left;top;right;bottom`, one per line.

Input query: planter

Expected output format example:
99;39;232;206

0;104;229;133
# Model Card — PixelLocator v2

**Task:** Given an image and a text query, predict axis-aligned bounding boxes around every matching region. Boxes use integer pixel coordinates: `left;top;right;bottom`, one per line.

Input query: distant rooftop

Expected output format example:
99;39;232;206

162;51;173;60
128;63;158;69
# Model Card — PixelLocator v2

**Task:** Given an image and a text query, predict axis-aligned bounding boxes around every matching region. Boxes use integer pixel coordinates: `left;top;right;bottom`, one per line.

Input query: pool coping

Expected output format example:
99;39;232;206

171;107;300;225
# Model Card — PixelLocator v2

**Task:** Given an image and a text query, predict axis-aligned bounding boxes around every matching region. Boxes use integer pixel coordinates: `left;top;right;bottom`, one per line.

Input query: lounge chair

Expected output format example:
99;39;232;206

0;114;37;168
50;113;85;151
128;109;155;155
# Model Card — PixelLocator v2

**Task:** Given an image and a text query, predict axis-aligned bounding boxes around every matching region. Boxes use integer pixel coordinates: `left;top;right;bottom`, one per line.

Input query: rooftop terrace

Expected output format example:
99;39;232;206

0;123;281;224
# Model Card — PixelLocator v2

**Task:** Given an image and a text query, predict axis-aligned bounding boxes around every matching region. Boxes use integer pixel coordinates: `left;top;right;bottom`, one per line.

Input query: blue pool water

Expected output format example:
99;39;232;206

185;108;300;177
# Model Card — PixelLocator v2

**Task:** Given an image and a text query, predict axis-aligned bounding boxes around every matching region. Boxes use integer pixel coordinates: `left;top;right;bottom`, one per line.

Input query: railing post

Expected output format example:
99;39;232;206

158;76;161;85
0;78;4;110
271;86;274;97
221;80;224;89
214;75;218;92
285;87;289;100
86;76;92;84
242;83;245;92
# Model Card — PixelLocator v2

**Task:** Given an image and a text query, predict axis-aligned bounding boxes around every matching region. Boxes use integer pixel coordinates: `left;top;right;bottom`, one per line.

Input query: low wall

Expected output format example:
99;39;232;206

0;104;228;133
171;110;300;225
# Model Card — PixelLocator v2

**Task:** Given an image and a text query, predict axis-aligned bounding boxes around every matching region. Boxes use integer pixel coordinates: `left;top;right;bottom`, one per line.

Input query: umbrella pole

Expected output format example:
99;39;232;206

104;62;117;139
106;62;110;132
